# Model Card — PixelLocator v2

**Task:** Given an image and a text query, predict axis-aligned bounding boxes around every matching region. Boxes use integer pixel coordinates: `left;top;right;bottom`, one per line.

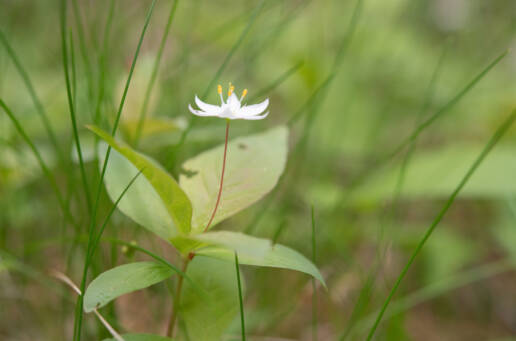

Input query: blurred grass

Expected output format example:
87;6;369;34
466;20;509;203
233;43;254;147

1;0;516;340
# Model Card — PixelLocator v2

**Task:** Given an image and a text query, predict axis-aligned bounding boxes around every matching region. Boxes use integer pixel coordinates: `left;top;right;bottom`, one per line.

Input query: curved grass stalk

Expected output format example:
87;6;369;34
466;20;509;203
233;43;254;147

0;30;66;165
0;99;77;229
170;0;266;163
73;1;158;339
60;0;92;215
133;0;180;146
365;108;516;340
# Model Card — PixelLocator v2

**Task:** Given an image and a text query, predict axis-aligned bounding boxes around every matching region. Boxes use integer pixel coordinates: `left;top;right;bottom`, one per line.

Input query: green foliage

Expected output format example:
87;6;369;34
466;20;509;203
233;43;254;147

179;126;288;232
89;125;192;235
193;231;326;287
179;256;241;341
353;144;516;204
84;262;175;312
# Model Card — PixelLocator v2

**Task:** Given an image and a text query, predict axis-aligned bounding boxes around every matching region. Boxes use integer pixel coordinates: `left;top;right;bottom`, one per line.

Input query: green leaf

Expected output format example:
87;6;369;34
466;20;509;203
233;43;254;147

89;125;192;237
103;334;173;341
191;231;326;287
352;144;516;205
84;262;174;312
180;126;288;233
180;256;242;341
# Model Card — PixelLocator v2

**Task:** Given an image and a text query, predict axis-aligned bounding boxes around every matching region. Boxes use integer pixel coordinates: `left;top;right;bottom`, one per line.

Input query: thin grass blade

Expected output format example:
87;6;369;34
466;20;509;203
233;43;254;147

365;108;516;340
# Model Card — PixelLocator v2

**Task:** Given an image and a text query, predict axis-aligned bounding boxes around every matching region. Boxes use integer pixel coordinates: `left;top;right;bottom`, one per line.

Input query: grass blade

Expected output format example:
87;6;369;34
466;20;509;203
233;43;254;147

93;0;116;126
170;0;266;161
134;0;180;146
248;61;304;103
288;0;363;126
87;170;143;268
339;49;510;207
71;0;95;113
60;0;93;214
235;252;246;341
384;50;508;162
356;258;516;335
340;41;451;341
73;1;158;339
365;107;516;340
311;206;317;341
0;29;65;164
0;99;77;228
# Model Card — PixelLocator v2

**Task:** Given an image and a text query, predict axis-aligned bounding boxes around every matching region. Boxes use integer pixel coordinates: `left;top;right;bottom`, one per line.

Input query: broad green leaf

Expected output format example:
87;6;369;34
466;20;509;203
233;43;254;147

103;334;173;341
180;126;288;233
352;144;516;205
180;256;242;341
84;262;174;312
98;144;176;241
191;231;326;287
90;125;192;236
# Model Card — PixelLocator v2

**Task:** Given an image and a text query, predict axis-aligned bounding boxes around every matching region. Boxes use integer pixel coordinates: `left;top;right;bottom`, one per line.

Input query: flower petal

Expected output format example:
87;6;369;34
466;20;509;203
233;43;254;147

240;111;269;120
195;95;221;114
188;104;217;117
227;93;241;112
238;98;269;117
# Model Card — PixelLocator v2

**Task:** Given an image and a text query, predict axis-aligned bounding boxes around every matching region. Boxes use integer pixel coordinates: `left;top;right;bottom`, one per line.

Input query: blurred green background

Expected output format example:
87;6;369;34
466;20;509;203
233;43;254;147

1;0;516;340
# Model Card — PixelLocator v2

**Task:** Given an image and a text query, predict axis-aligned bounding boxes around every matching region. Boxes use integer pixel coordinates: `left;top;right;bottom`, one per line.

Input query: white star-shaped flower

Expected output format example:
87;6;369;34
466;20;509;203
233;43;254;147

188;83;269;120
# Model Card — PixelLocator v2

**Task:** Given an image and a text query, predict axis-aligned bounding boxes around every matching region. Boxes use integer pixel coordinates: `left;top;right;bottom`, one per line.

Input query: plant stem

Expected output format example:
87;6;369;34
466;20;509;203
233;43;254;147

235;252;246;341
166;119;231;336
204;119;230;232
167;255;192;337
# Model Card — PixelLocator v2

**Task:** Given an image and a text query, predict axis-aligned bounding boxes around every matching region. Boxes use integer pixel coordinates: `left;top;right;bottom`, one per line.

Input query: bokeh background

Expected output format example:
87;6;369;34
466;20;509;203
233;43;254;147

1;0;516;340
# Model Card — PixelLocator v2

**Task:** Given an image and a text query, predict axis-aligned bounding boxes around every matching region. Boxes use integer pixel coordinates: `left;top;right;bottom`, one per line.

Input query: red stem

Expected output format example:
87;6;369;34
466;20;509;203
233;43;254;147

204;119;230;232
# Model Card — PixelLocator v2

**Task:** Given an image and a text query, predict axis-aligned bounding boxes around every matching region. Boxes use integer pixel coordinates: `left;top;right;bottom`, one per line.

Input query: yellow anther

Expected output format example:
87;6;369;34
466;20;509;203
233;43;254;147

217;84;222;94
228;84;235;96
241;89;248;99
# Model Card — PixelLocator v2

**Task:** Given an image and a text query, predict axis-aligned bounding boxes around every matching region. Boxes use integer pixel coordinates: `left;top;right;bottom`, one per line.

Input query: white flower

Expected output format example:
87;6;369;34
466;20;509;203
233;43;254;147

189;83;269;120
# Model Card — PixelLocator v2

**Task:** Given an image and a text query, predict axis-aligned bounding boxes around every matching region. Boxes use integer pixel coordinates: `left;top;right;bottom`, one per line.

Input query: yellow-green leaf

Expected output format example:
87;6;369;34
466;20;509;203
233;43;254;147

180;126;288;233
89;125;192;236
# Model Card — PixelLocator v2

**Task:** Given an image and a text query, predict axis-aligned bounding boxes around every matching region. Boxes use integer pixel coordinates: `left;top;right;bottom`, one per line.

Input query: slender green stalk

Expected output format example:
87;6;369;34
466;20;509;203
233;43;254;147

235;252;246;341
93;0;116;127
338;275;375;340
288;0;363;126
365;108;516;340
71;0;95;115
356;259;515;335
73;1;158;339
245;0;364;236
167;256;192;337
0;99;77;228
170;0;266;161
311;206;317;341
86;170;143;271
248;61;304;103
337;49;510;208
60;0;92;215
134;0;180;145
390;41;450;219
383;50;509;163
341;42;451;341
272;219;288;245
0;30;65;164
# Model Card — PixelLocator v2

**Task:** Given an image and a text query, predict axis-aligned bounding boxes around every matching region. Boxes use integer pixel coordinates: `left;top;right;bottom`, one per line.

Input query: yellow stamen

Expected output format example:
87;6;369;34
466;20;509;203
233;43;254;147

241;89;248;99
217;84;222;94
228;83;235;96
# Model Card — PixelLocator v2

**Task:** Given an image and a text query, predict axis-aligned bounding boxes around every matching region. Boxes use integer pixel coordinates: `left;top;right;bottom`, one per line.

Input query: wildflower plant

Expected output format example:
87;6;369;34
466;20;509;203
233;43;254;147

84;83;325;340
